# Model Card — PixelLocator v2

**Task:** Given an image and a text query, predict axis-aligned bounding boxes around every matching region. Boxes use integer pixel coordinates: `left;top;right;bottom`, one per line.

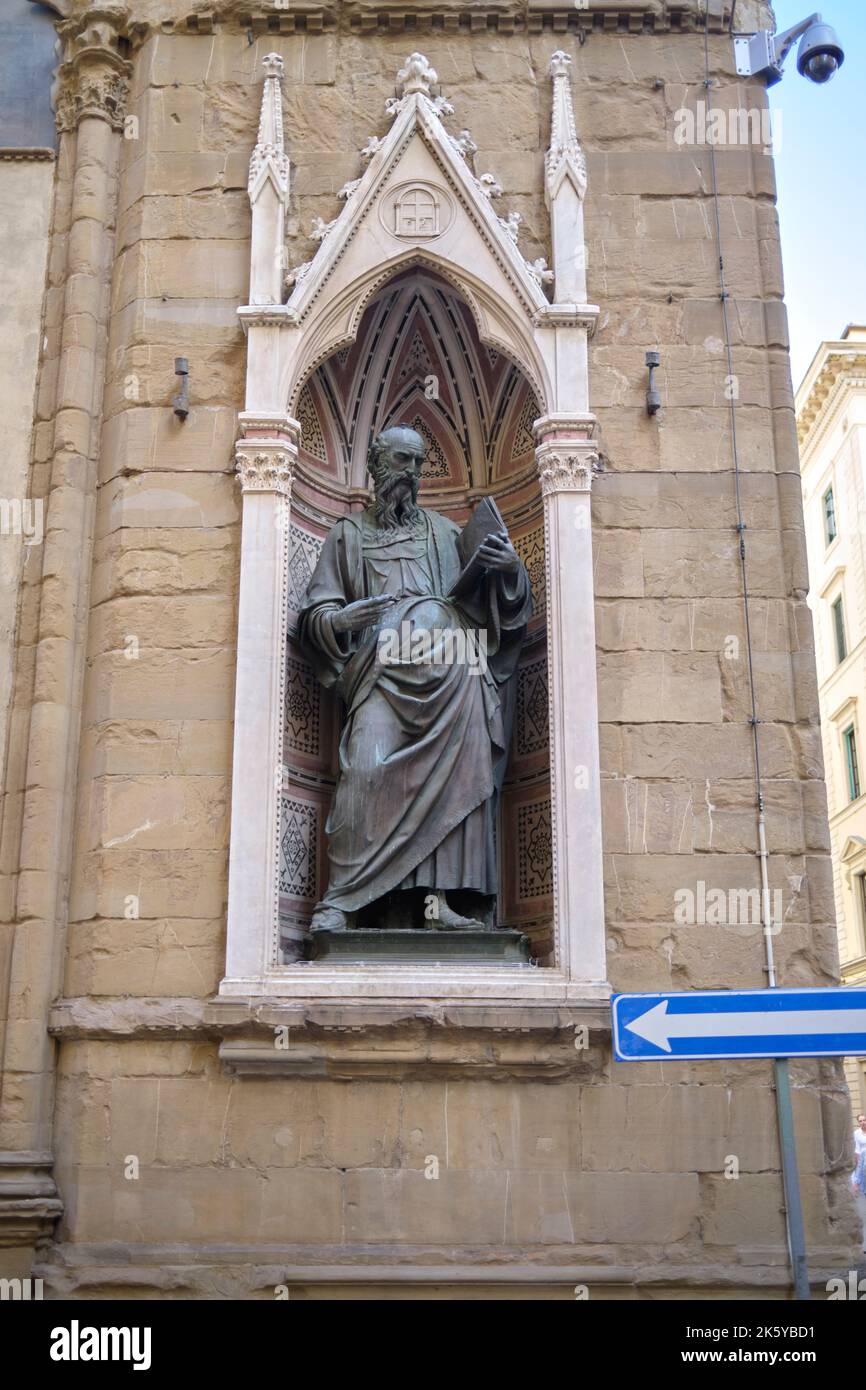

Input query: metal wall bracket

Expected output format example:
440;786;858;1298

645;350;661;416
172;357;190;419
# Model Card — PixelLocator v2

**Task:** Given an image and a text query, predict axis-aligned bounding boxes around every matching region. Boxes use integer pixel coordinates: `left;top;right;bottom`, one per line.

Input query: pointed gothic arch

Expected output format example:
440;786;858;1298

291;267;544;492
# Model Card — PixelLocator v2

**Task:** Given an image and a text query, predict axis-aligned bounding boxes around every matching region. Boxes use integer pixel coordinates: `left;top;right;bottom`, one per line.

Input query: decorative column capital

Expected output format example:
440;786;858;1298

536;449;599;496
55;6;135;133
236;446;296;497
235;417;300;496
535;417;600;495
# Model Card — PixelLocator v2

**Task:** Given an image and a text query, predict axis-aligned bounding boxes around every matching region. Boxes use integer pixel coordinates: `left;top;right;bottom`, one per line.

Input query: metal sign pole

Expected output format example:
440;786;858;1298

774;1058;810;1300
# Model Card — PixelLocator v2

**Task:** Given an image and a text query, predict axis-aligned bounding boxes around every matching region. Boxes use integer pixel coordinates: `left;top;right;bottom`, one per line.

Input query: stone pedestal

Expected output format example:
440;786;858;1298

310;927;531;964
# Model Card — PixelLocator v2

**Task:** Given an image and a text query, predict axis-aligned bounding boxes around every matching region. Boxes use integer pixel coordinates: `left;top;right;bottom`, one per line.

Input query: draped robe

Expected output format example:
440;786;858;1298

299;505;531;914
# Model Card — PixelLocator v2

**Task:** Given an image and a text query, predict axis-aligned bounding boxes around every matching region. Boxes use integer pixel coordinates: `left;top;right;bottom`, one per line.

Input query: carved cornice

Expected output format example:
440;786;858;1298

534;302;600;334
129;3;732;38
534;412;597;440
239;411;301;437
48;996;612;1079
0;147;56;161
55;6;137;133
796;352;866;451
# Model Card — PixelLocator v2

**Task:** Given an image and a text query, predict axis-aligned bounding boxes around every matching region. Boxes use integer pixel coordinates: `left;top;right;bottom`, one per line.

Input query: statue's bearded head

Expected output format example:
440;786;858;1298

368;426;425;529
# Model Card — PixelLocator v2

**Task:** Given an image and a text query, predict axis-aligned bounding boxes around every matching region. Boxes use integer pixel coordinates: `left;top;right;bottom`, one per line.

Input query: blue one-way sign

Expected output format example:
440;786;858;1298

612;988;866;1061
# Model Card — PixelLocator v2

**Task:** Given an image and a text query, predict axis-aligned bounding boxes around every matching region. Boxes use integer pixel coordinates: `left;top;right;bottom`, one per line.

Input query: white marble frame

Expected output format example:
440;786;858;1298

221;52;609;1004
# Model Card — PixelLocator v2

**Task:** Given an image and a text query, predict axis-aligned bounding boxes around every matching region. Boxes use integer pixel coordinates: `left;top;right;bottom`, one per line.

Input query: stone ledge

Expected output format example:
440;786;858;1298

0;1154;63;1250
49;997;212;1040
34;1241;854;1299
48;996;612;1078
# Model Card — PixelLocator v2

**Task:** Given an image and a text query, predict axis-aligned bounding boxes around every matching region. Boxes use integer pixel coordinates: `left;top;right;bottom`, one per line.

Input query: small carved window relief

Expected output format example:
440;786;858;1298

395;186;440;238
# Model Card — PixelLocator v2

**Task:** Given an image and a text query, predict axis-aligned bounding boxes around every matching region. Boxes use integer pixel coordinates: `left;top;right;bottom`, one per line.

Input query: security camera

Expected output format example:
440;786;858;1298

796;20;844;84
734;12;844;88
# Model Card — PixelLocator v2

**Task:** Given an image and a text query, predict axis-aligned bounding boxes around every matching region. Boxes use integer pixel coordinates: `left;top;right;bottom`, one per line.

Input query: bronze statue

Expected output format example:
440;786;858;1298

299;425;531;938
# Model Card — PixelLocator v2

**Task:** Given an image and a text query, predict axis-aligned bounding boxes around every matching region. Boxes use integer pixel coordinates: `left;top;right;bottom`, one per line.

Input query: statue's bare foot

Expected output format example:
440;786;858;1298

310;905;348;932
434;896;484;931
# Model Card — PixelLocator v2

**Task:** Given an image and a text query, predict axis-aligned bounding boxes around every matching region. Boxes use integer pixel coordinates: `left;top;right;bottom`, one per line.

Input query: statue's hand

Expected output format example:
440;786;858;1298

331;594;397;634
473;531;520;574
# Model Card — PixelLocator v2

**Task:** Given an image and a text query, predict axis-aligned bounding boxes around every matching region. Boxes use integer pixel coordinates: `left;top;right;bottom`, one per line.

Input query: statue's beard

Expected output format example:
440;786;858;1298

373;470;421;530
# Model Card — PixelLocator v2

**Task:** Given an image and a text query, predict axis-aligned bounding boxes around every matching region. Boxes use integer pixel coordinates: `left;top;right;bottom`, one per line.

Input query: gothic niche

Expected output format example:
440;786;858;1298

280;269;553;964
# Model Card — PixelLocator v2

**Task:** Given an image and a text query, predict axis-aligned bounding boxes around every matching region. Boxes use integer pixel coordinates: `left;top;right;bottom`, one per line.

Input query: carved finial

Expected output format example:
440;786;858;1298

387;52;453;120
397;52;437;97
249;51;289;201
262;51;284;80
546;47;587;202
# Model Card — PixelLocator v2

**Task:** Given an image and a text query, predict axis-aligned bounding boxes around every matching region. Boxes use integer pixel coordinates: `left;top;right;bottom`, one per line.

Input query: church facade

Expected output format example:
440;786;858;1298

0;0;860;1298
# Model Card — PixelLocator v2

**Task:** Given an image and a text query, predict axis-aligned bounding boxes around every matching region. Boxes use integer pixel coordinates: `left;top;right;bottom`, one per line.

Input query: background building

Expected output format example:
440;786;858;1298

798;323;866;1118
0;0;861;1299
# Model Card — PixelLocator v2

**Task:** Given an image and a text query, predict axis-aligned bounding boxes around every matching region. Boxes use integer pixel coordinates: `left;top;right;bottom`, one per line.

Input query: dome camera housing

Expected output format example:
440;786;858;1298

797;21;844;84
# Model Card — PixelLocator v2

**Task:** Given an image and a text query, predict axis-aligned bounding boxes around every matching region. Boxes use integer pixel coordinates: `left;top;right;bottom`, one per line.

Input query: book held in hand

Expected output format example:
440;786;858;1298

449;495;509;597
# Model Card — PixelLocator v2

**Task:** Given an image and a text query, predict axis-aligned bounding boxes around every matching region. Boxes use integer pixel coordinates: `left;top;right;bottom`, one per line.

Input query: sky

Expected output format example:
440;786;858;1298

766;0;866;387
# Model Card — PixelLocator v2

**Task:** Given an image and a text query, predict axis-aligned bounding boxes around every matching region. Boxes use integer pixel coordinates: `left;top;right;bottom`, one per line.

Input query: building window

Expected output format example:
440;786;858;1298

858;873;866;952
822;486;839;544
823;486;837;544
832;595;847;664
844;724;861;802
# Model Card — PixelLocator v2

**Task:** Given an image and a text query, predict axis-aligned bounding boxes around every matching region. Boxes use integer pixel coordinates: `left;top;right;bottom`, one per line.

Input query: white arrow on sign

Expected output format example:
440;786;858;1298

625;1000;866;1053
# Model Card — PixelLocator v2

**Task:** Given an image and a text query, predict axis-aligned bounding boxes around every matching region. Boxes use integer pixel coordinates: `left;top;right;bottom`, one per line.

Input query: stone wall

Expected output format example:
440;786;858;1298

1;0;861;1296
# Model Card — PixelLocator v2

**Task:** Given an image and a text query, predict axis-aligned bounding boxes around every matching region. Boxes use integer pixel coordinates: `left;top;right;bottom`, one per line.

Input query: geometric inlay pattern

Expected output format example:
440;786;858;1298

288;524;324;610
511;393;537;461
514;524;546;616
516;657;549;757
410;413;449;479
517;798;553;899
284;656;320;756
279;796;317;899
399;331;434;381
297;383;328;461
